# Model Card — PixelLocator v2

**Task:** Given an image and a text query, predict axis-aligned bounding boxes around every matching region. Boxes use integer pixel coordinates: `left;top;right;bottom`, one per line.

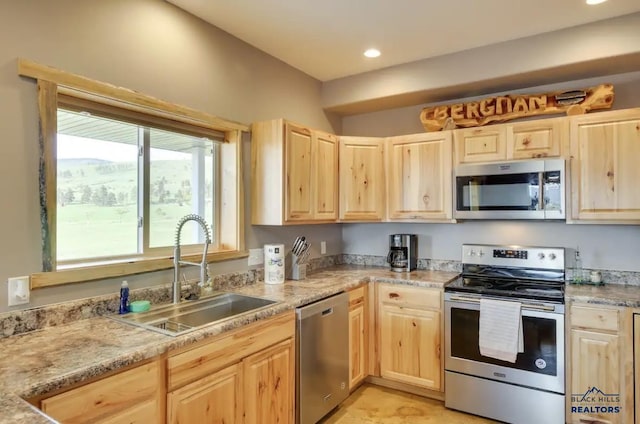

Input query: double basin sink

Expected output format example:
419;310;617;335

112;292;277;336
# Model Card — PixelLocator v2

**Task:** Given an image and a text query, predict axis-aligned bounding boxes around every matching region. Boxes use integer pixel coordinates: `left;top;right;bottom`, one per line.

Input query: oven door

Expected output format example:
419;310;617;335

444;293;564;394
454;158;565;220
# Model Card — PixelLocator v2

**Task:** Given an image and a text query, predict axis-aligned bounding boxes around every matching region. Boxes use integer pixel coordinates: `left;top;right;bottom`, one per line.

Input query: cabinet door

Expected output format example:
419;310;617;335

379;303;441;390
285;123;314;221
387;132;453;220
243;338;294;424
349;305;366;390
454;126;507;164
339;136;385;221
571;110;640;221
314;131;339;220
167;363;242;424
508;117;566;160
569;329;621;424
348;286;367;390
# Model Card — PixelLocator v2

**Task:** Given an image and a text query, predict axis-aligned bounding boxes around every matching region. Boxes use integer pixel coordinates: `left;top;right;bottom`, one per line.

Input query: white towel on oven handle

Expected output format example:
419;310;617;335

478;298;523;363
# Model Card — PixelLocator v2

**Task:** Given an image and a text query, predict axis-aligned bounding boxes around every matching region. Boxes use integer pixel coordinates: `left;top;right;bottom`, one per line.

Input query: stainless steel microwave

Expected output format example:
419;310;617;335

454;158;565;220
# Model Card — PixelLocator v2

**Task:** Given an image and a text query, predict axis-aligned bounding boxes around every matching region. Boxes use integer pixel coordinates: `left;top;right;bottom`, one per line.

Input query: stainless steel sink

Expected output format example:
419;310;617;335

112;292;277;336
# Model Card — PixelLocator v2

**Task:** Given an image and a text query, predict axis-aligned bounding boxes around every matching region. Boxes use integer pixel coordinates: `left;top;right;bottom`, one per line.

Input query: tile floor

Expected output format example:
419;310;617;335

320;384;498;424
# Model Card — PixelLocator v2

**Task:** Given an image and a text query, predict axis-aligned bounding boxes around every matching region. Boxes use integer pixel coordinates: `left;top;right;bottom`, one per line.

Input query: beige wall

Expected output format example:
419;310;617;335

342;72;640;136
0;0;342;312
323;13;640;114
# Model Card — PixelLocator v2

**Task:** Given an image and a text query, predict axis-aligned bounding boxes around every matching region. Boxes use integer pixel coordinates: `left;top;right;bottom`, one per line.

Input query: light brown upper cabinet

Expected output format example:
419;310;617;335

569;108;640;222
251;119;339;225
571;109;640;222
339;136;386;221
454;125;507;164
508;117;567;160
387;132;453;221
454;117;567;164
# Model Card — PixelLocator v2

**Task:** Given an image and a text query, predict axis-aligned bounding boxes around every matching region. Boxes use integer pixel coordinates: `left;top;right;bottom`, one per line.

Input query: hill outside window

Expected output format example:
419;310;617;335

19;59;247;288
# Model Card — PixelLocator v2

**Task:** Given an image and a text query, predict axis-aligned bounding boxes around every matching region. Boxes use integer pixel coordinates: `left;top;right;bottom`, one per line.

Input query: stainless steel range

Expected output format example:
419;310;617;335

444;244;565;424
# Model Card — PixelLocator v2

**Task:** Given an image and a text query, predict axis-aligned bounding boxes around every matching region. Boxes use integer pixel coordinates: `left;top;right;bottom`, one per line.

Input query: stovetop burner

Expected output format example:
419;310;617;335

445;244;566;303
448;276;565;302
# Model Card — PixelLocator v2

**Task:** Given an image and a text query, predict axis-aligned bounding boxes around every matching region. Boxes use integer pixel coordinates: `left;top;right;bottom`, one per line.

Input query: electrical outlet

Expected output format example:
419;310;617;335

248;248;264;266
8;276;30;306
320;241;326;255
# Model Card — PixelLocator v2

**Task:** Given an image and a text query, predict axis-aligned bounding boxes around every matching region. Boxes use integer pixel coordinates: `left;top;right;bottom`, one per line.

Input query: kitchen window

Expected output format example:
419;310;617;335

56;106;220;264
19;59;247;288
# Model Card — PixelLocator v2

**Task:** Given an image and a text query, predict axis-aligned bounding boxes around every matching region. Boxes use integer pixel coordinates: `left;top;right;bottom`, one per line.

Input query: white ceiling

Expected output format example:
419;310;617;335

167;0;640;81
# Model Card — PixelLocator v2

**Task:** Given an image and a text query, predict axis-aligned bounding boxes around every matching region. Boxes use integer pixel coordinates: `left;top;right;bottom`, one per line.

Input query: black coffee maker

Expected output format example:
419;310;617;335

387;234;417;272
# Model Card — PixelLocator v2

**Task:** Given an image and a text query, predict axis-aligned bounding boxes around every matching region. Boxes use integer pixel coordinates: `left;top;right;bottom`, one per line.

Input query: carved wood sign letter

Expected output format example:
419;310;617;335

419;84;614;132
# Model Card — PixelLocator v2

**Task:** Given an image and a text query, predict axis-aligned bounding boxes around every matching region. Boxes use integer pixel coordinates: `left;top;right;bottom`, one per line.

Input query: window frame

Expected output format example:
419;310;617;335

19;59;248;289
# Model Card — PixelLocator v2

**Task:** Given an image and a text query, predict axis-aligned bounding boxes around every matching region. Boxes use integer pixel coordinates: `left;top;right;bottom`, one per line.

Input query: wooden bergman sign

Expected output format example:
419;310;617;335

419;84;614;132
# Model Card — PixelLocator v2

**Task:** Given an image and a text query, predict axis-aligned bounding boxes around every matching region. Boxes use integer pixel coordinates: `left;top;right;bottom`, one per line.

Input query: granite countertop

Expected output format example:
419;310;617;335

0;265;458;423
565;283;640;308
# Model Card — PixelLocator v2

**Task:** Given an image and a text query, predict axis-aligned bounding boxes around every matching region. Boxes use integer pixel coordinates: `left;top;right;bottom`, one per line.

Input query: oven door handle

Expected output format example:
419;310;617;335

448;295;557;312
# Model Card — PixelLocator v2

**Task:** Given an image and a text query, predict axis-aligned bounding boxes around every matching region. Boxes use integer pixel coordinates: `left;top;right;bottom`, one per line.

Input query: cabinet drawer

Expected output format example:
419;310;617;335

41;360;161;424
570;305;619;332
378;283;441;310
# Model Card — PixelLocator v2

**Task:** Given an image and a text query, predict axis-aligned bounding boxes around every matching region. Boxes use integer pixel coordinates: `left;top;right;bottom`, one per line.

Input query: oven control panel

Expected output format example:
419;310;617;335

493;249;528;259
462;244;565;270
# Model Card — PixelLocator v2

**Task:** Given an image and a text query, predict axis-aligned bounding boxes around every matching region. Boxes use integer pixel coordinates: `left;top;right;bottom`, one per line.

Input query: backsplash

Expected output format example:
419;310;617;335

0;255;341;339
2;253;639;339
0;268;263;339
341;254;462;272
341;254;640;285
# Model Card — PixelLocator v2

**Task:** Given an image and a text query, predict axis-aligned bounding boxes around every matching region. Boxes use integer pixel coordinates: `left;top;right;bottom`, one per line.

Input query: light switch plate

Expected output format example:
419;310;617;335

248;248;264;266
8;276;30;306
320;241;326;255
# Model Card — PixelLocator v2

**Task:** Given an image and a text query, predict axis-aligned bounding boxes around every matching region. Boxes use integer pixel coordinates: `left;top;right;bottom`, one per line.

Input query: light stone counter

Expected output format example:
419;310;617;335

0;265;458;423
565;283;640;308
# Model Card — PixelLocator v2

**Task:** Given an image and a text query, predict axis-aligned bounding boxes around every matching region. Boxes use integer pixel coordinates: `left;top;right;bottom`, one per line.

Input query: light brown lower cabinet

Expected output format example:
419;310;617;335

567;303;633;424
39;358;165;424
167;362;242;423
635;314;640;424
243;339;294;424
348;285;368;390
166;311;295;424
377;283;442;391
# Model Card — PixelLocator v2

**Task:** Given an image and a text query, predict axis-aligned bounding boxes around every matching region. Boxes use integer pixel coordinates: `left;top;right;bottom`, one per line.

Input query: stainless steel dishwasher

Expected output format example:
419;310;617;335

296;291;349;424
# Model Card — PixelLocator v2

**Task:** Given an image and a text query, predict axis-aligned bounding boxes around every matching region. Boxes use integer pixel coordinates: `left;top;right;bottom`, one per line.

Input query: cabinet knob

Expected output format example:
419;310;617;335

389;293;399;299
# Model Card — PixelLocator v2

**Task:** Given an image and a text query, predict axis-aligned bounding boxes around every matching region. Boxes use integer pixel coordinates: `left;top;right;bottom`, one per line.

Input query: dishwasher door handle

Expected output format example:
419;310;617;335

295;292;348;320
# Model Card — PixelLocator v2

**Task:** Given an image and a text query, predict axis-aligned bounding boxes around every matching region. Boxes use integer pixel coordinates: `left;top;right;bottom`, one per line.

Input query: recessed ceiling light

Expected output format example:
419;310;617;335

586;0;607;5
364;48;381;58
